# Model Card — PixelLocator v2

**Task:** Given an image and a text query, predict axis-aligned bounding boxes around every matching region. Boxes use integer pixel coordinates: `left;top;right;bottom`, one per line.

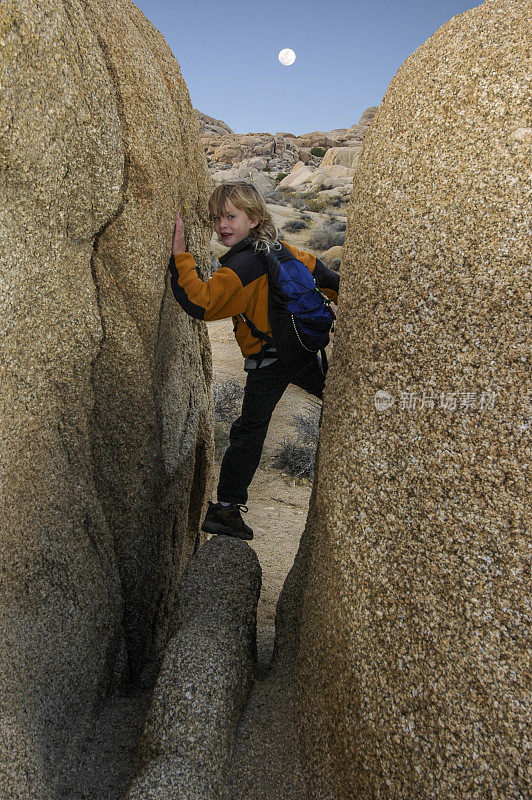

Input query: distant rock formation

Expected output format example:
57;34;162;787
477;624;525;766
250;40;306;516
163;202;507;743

283;1;530;797
277;161;356;203
297;106;379;149
195;109;234;137
0;0;212;796
200;108;379;204
321;146;362;169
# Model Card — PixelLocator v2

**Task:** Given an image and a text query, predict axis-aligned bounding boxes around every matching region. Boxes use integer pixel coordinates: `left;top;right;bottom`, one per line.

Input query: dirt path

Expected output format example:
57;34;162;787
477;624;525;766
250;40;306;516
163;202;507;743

208;319;313;799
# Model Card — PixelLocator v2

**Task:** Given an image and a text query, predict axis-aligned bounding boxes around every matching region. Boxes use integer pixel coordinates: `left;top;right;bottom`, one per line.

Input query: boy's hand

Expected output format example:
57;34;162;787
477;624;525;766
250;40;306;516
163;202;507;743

172;213;186;254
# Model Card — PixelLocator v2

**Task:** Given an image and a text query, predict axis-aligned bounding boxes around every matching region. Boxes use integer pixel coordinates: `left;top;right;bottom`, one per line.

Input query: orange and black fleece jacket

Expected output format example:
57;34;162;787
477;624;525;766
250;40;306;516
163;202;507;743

169;237;340;359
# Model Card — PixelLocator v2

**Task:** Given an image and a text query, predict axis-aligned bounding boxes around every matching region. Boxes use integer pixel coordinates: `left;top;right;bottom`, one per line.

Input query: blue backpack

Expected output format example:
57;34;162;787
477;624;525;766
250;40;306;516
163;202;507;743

240;245;336;371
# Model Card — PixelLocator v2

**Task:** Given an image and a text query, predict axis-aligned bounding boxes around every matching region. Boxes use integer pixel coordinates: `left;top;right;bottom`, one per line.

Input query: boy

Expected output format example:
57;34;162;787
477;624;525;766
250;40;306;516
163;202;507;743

170;182;339;540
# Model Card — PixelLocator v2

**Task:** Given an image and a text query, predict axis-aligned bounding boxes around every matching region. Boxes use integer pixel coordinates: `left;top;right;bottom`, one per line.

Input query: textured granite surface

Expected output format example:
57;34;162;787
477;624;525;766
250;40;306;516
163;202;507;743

289;1;531;798
128;756;218;800
128;537;261;799
0;0;212;796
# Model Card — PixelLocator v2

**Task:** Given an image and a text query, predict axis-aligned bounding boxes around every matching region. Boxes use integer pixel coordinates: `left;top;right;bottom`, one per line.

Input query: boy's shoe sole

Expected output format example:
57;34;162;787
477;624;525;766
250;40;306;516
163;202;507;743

201;519;253;541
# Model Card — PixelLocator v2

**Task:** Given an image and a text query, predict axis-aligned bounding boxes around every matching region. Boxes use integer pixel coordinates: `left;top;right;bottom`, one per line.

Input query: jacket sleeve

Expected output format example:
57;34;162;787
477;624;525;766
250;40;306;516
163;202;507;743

282;241;339;302
169;253;248;321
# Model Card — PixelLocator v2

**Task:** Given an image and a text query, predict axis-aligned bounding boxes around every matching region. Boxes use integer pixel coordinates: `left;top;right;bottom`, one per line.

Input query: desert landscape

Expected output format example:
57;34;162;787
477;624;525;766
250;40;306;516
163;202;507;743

1;1;528;799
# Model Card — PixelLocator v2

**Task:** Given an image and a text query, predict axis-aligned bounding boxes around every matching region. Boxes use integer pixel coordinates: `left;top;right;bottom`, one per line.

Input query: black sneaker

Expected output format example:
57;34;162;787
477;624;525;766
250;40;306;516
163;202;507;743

201;501;254;540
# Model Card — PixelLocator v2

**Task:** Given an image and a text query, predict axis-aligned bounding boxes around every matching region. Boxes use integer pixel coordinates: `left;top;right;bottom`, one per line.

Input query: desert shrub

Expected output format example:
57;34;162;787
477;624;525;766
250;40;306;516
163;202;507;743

306;220;346;250
323;256;341;272
283;218;309;233
326;216;346;232
264;189;288;206
287;196;308;210
213;423;228;457
275;172;288;184
274;404;321;479
212;379;244;422
262;165;272;172
305;195;329;213
212;379;244;457
293;406;320;444
310;146;326;158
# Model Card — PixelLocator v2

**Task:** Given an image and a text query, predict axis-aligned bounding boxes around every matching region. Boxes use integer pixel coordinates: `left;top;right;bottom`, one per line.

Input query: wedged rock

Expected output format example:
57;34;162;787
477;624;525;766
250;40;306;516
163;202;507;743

130;537;261;798
286;2;530;798
0;0;212;795
247;170;275;194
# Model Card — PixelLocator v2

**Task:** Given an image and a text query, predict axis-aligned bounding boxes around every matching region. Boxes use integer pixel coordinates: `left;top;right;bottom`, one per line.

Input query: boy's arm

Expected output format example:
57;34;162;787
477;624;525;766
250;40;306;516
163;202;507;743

282;241;340;302
169;253;248;321
169;212;248;320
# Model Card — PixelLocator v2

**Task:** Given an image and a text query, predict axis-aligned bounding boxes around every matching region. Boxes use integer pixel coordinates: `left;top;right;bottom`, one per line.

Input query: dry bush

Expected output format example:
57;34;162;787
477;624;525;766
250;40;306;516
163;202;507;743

212;379;244;422
287;196;309;210
274;404;321;479
264;189;289;206
212;379;244;457
275;190;313;212
306;219;346;250
304;194;330;213
283;218;309;233
327;216;346;231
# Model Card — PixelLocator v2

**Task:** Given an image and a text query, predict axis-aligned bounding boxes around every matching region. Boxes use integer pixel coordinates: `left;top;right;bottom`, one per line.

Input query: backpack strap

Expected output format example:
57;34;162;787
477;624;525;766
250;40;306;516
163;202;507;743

239;313;275;368
239;313;274;347
320;347;328;375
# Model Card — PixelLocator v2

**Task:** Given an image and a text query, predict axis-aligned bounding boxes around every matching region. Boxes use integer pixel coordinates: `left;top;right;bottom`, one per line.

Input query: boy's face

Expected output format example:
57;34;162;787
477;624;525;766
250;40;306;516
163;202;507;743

212;199;257;248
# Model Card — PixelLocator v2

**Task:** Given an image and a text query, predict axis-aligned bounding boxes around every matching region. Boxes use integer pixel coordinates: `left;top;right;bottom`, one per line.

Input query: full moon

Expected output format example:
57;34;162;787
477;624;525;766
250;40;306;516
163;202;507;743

278;48;296;66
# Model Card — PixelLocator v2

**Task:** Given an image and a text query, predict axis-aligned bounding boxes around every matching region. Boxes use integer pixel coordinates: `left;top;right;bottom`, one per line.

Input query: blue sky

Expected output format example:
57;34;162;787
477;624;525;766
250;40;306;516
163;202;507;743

133;0;482;135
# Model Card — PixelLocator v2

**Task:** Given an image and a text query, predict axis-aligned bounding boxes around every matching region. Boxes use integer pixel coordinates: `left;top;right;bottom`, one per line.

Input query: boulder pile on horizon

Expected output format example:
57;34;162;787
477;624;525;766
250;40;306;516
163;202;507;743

196;107;379;204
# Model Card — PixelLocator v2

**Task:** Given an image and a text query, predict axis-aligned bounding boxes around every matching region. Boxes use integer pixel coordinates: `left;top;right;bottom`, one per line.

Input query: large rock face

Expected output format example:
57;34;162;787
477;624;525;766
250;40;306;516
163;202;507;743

290;2;530;798
0;0;212;795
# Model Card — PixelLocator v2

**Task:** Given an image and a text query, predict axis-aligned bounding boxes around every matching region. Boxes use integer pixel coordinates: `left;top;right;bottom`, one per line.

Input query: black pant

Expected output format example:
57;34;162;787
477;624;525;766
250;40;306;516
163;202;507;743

217;356;325;505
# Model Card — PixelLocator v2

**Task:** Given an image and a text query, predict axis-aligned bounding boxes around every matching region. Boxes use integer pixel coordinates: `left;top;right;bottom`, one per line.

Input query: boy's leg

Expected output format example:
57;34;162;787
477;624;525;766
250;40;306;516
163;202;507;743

217;361;290;505
290;353;326;399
